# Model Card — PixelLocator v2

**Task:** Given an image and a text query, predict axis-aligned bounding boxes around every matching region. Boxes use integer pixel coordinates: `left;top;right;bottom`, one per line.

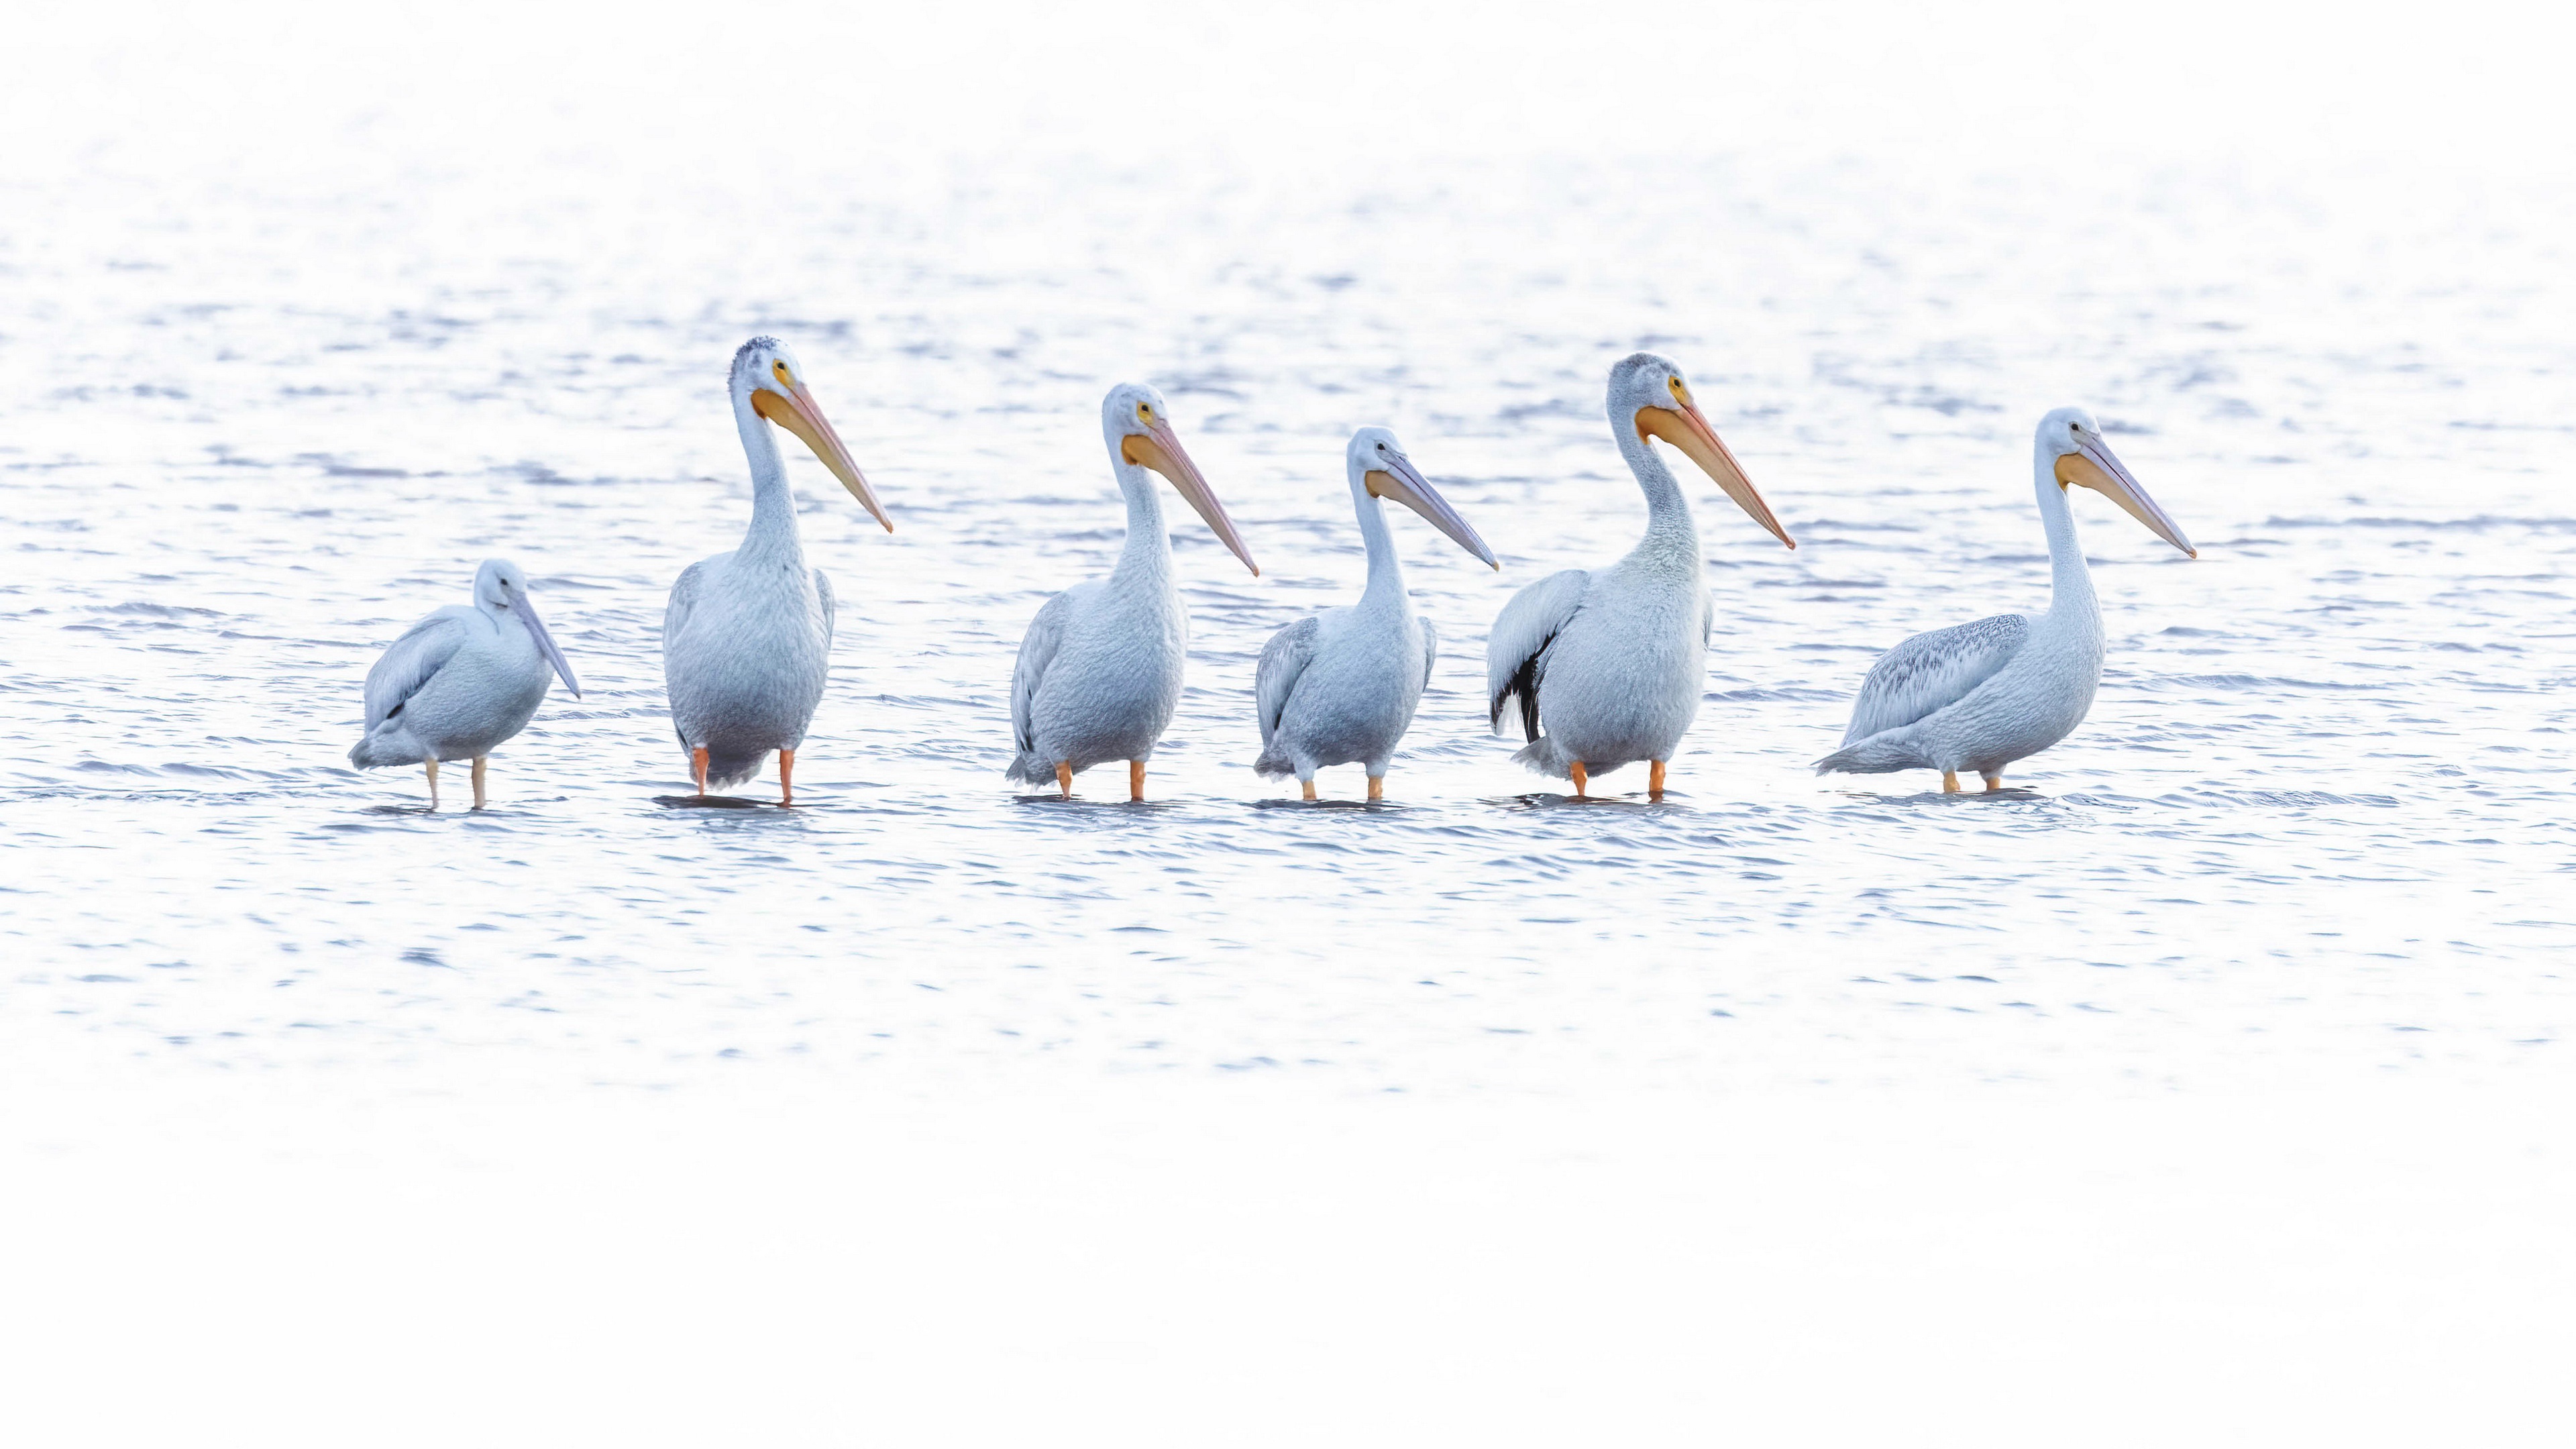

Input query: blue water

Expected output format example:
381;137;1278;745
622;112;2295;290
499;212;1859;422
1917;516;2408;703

3;154;2570;1102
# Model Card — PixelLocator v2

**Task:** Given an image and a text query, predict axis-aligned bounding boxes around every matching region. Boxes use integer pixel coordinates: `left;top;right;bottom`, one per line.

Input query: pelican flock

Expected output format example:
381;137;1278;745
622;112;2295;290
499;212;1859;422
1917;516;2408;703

348;558;582;809
1007;383;1258;801
661;336;891;804
344;337;2204;810
1815;407;2196;792
1486;352;1794;800
1252;427;1497;800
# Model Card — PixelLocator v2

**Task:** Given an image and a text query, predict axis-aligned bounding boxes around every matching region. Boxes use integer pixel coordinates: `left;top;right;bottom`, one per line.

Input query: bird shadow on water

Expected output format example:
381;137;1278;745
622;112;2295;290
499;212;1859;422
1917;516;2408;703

1247;798;1406;812
652;794;782;810
1010;794;1188;816
1500;792;1686;811
1827;786;2050;806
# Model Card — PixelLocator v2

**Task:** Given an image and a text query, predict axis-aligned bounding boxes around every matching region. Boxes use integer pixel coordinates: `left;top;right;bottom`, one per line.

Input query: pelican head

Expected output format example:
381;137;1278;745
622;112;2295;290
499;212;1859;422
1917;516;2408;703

1349;426;1497;569
1102;382;1258;576
1609;352;1793;549
2039;407;2194;558
731;336;891;532
473;557;582;698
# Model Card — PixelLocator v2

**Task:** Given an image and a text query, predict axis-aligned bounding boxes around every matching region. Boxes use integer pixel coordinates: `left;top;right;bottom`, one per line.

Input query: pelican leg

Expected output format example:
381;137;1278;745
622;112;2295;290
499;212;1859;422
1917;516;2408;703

1982;771;2004;792
424;759;439;810
1128;760;1146;802
470;756;488;811
1055;762;1073;799
691;748;710;798
780;749;796;806
1648;761;1666;800
1569;761;1589;799
1366;774;1384;802
1301;780;1318;802
1941;771;1962;793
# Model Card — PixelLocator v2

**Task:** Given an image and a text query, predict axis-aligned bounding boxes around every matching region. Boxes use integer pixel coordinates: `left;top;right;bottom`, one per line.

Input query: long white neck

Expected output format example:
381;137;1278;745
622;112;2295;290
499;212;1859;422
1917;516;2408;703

1611;409;1701;570
2032;449;2098;627
1348;476;1408;611
733;384;804;564
1108;453;1172;588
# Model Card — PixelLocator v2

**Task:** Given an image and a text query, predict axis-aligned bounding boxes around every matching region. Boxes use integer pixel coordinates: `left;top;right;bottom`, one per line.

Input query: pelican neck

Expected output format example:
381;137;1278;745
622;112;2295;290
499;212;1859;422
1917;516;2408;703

1611;409;1702;568
1348;478;1411;610
733;384;806;562
2033;454;2099;623
1108;455;1174;587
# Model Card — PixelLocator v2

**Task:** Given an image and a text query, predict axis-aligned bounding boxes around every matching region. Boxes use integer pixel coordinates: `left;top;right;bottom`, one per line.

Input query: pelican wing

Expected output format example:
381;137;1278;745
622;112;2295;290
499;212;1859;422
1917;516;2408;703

1485;569;1591;741
814;568;836;654
1254;616;1322;749
361;608;471;732
1841;612;2032;743
1010;589;1078;757
1419;616;1438;694
663;558;710;650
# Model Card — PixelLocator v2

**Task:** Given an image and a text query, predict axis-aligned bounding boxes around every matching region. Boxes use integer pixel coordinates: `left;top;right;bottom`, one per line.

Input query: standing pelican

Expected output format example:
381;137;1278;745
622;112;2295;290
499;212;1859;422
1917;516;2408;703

663;336;890;804
348;558;582;810
1486;352;1794;800
1008;383;1258;801
1816;407;2196;792
1252;427;1497;800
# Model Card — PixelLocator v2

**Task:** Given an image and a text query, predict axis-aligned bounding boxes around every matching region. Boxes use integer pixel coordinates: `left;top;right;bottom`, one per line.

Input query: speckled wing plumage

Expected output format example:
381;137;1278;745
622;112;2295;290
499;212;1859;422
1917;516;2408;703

1007;589;1075;780
663;558;708;657
1485;569;1591;741
1418;616;1438;694
1250;616;1321;776
814;568;835;653
1839;612;2031;745
361;608;470;733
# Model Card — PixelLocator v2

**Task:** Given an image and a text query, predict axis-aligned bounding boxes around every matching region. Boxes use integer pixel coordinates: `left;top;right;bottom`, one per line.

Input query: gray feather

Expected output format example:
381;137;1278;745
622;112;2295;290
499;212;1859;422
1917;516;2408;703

1254;616;1321;749
361;609;470;733
1841;612;2031;745
1007;588;1077;778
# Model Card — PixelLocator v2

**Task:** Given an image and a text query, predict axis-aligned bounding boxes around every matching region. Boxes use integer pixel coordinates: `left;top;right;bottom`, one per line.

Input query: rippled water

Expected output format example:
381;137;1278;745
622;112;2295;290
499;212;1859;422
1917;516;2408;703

4;154;2572;1106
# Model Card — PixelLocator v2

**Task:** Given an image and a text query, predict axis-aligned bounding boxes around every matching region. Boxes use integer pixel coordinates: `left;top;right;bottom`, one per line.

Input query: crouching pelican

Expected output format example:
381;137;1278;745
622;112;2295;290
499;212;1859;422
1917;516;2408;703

1815;407;2195;792
663;337;891;804
1253;427;1496;800
348;558;582;809
1008;383;1257;800
1487;352;1794;800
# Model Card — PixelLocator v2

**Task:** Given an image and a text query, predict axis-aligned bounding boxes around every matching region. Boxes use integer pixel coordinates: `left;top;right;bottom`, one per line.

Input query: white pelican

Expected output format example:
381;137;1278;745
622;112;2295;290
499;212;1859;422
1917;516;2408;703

348;558;582;810
1815;407;2196;792
1252;427;1497;801
1486;352;1794;800
1007;382;1258;801
663;336;890;804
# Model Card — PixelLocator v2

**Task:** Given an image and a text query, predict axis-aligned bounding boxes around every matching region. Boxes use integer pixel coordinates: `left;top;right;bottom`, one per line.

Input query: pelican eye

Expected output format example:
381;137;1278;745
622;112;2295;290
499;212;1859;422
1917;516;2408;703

772;361;792;386
1136;402;1152;423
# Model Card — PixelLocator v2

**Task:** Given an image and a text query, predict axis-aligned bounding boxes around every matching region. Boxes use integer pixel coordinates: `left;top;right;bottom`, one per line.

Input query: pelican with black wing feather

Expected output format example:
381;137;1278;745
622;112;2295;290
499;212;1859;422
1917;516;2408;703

1486;352;1794;800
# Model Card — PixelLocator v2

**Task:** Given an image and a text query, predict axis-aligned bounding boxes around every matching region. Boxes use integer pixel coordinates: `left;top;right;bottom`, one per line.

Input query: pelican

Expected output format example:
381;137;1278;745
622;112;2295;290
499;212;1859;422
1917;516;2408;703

1486;352;1794;800
662;336;890;804
1252;427;1497;801
1815;407;2196;792
347;558;582;810
1007;382;1258;801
